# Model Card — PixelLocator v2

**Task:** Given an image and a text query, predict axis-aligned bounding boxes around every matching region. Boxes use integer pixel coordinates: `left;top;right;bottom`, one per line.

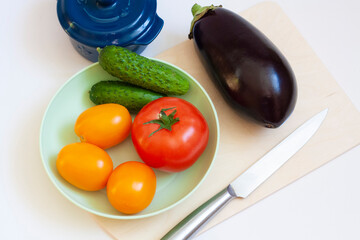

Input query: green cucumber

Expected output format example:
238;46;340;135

89;81;166;113
97;46;190;95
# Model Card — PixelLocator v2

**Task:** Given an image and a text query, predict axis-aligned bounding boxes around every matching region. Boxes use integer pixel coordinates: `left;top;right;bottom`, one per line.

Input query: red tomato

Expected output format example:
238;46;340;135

106;161;156;214
131;97;209;172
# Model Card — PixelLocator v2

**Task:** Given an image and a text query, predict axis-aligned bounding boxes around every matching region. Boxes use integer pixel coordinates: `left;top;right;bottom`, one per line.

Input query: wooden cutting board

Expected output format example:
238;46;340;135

94;2;360;239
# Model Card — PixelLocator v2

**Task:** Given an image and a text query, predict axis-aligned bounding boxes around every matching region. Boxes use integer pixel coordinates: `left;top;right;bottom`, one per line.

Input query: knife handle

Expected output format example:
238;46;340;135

161;186;235;240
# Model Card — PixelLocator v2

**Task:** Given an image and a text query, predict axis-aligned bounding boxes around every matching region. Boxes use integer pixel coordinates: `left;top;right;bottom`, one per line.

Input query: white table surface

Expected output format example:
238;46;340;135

1;0;359;239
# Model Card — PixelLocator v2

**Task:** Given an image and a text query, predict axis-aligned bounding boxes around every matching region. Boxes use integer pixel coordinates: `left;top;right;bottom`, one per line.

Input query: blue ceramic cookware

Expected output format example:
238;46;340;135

57;0;164;62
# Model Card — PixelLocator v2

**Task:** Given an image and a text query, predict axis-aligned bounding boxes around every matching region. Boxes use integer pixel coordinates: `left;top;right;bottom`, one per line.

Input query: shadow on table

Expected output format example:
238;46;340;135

19;0;90;77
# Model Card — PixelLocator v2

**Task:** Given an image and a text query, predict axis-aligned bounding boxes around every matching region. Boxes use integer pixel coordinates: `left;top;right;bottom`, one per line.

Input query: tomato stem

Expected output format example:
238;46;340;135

143;107;179;137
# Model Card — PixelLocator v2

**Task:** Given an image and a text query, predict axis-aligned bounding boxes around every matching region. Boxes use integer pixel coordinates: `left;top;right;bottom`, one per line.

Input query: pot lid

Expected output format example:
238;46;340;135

57;0;163;47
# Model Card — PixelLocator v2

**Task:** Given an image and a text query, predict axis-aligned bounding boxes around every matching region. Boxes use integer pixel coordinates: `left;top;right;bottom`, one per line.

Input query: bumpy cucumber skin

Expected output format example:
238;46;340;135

98;46;190;95
89;81;166;113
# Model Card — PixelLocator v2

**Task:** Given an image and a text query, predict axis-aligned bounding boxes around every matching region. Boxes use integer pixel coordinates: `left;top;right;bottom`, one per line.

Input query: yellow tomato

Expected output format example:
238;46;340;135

56;142;113;191
75;103;132;149
107;161;156;214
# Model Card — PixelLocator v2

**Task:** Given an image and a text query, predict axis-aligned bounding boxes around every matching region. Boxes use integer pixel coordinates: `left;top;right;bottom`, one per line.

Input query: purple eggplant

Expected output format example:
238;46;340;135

189;4;297;128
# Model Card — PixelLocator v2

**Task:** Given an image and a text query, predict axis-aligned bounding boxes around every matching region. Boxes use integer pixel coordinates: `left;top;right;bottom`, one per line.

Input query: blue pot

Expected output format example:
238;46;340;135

57;0;164;62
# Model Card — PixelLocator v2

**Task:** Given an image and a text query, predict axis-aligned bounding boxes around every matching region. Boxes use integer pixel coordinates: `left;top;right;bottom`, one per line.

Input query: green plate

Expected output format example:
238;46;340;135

40;60;220;219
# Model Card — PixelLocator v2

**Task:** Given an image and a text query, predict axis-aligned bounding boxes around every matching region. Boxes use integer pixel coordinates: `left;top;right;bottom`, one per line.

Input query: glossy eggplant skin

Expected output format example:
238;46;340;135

191;7;297;128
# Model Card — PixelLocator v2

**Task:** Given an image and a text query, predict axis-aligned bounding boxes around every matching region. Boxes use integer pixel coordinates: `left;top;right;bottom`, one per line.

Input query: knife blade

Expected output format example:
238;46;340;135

161;109;328;240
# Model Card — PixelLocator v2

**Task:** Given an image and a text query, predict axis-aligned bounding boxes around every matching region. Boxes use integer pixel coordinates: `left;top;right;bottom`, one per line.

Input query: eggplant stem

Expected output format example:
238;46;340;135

191;3;202;16
188;4;222;39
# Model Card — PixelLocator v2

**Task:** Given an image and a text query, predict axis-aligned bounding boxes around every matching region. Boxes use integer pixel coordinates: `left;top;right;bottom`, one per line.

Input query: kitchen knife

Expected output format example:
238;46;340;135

161;109;328;240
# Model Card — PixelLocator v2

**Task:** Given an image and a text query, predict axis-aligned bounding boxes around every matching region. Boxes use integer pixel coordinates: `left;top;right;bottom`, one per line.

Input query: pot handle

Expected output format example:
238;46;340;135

133;14;164;45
